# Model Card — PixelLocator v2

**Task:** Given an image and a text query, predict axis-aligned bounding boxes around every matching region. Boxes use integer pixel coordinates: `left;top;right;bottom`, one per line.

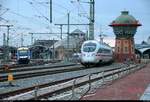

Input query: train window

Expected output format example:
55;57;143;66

18;50;28;56
83;46;96;52
100;49;110;53
84;43;96;47
83;43;96;52
104;49;111;53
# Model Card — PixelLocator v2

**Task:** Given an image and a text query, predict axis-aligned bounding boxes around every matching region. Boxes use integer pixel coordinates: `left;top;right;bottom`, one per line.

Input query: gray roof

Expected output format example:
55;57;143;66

70;29;85;35
50;36;81;49
33;40;58;47
50;29;85;49
135;41;150;53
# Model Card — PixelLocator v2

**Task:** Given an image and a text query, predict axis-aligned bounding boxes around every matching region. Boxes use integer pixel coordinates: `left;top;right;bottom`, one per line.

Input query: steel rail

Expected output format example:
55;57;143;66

0;62;120;82
0;59;61;71
0;63;78;73
0;65;83;82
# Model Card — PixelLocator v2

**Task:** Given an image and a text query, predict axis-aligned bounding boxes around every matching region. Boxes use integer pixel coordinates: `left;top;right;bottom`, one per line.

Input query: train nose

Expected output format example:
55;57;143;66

81;53;97;63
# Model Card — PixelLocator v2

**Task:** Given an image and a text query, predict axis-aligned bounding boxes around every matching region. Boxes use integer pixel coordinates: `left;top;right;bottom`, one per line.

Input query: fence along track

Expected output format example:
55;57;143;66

2;63;146;100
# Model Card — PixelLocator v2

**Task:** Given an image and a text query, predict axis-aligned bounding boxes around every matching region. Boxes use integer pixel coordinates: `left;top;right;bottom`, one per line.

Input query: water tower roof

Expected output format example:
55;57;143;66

109;11;141;26
115;11;136;24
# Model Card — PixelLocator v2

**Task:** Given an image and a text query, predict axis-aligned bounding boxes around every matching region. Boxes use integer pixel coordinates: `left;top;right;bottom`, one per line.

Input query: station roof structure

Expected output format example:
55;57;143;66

30;39;58;51
135;41;150;53
69;29;85;36
0;46;17;51
50;29;85;49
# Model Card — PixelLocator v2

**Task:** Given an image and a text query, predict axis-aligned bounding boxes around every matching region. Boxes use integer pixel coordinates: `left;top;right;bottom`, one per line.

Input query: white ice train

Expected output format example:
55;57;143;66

80;40;114;67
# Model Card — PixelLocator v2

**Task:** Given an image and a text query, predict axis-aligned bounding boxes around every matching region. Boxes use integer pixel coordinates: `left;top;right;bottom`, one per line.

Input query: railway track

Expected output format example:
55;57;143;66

0;63;78;73
0;63;145;100
0;59;61;71
0;64;82;82
0;62;122;82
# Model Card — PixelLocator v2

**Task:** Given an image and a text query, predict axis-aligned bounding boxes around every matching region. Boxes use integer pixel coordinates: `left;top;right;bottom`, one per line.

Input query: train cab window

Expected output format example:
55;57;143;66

18;50;28;56
98;49;102;53
83;43;96;52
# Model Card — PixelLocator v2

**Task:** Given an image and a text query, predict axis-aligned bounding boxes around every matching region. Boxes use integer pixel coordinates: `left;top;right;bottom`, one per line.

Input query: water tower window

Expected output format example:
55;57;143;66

117;47;120;53
132;47;134;53
125;47;128;53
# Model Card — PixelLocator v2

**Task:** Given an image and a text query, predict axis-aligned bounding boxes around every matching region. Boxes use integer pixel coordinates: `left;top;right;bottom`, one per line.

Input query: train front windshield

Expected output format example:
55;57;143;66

18;50;28;56
83;43;96;52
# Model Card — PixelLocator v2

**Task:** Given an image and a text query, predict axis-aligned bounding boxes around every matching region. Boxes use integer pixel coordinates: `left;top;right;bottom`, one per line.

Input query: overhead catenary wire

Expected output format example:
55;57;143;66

27;0;86;25
23;0;88;33
0;0;92;46
1;4;51;29
24;0;79;31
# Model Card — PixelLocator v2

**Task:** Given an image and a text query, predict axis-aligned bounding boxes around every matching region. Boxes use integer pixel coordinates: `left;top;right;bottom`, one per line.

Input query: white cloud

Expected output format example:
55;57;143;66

95;35;115;47
103;37;115;47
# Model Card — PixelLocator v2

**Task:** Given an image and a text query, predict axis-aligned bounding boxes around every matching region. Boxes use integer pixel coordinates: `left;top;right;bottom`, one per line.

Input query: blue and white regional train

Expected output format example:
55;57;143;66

80;40;114;67
17;47;31;64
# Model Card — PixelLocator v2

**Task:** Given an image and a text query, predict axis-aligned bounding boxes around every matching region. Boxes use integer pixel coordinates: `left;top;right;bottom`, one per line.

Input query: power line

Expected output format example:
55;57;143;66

24;0;86;29
1;5;51;29
26;0;50;23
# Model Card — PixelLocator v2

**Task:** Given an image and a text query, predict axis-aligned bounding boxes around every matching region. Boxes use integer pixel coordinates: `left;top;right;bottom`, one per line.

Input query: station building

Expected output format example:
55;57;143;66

50;29;86;60
0;46;17;60
135;37;150;59
30;29;86;60
30;40;58;59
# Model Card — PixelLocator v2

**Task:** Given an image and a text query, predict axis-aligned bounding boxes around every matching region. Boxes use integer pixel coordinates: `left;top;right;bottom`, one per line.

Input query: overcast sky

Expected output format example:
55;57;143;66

0;0;150;47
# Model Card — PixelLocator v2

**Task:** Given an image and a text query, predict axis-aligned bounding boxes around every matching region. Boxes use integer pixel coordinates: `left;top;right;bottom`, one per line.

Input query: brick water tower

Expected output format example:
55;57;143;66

109;11;141;62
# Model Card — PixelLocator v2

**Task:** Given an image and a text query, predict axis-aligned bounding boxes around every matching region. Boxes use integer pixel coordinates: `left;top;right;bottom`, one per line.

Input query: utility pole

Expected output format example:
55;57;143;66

54;24;63;40
6;25;12;46
89;0;95;40
67;12;70;61
21;33;24;46
0;25;13;46
55;23;89;40
60;25;63;40
31;33;34;45
6;25;12;61
52;38;55;61
75;0;95;40
99;26;107;43
3;33;6;62
3;33;6;46
0;25;13;62
50;0;52;23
